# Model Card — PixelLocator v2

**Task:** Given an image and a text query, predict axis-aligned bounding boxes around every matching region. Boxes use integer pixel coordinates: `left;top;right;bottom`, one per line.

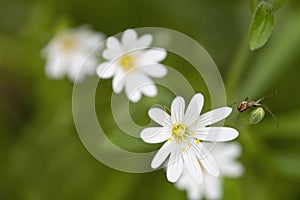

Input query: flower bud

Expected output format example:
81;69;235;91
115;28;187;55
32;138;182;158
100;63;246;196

249;107;265;125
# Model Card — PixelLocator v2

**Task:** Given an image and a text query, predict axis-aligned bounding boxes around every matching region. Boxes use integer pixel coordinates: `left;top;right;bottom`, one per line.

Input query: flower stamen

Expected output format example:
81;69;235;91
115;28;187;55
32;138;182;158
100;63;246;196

172;124;186;137
119;55;135;71
61;36;76;51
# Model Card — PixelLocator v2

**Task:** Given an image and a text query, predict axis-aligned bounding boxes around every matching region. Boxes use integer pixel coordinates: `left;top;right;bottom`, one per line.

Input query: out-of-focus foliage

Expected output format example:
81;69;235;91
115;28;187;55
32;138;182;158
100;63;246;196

1;0;300;199
249;1;275;51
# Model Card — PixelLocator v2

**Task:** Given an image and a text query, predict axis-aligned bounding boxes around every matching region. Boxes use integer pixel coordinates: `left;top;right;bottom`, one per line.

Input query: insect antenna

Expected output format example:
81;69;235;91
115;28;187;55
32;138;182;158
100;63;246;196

256;91;279;103
229;101;238;107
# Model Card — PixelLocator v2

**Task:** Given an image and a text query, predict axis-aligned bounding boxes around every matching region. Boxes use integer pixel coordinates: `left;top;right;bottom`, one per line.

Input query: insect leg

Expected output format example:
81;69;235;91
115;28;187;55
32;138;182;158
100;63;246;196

257;104;278;128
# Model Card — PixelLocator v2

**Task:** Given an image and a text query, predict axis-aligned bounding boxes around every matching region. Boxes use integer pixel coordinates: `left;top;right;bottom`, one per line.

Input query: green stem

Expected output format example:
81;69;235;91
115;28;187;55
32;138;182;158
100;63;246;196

225;35;250;101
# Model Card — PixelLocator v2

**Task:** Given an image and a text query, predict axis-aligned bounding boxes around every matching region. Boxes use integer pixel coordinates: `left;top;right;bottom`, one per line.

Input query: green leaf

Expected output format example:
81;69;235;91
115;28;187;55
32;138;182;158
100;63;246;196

163;105;171;115
249;1;275;51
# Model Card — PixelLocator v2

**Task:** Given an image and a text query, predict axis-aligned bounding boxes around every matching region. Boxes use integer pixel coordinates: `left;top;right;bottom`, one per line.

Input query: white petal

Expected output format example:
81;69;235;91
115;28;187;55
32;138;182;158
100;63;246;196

140;82;157;97
125;81;142;102
107;37;122;51
45;62;63;79
171;96;185;124
124;72;156;102
197;107;232;127
140;64;167;78
195;127;239;142
193;143;220;177
136;34;153;48
112;70;126;93
96;62;116;78
103;49;118;60
204;175;222;200
182;149;203;184
214;143;244;177
151;141;172;168
184;93;204;126
148;108;172;127
141;49;167;62
45;56;67;79
121;29;138;50
221;162;244;177
140;127;171;143
214;142;242;161
167;145;183;182
187;187;204;200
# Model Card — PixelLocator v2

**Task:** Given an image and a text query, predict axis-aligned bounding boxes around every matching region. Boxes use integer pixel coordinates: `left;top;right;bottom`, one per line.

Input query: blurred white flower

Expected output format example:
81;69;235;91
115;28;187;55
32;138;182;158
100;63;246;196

140;93;239;184
42;26;105;82
175;142;244;200
96;29;167;102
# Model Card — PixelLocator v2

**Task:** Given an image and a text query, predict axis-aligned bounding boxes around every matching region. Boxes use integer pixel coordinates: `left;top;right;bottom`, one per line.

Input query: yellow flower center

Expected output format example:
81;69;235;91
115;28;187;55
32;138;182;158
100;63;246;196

119;55;135;71
172;123;186;137
61;36;76;51
169;123;201;145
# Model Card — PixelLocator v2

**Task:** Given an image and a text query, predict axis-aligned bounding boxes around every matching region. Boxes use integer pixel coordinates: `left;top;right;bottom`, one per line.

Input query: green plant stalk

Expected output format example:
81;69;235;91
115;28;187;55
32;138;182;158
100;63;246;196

225;35;250;101
239;10;300;98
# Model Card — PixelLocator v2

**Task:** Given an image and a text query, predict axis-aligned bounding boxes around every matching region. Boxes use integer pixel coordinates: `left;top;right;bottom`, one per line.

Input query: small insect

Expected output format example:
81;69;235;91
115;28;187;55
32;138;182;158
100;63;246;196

236;92;278;127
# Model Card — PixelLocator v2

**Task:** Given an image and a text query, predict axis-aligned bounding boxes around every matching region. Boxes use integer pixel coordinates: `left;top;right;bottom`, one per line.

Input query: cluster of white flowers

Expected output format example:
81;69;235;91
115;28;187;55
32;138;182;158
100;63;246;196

42;27;243;200
175;142;244;200
42;27;167;102
42;26;105;82
96;29;167;102
141;93;243;199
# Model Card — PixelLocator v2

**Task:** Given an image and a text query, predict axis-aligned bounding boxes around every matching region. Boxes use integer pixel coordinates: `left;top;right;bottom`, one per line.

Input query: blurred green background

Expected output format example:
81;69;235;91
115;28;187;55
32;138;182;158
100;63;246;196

1;0;300;199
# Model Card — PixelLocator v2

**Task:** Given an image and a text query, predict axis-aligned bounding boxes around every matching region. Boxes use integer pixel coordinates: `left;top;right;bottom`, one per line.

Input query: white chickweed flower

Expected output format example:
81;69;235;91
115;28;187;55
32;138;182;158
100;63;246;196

175;142;244;200
96;29;167;102
42;26;105;82
140;93;239;184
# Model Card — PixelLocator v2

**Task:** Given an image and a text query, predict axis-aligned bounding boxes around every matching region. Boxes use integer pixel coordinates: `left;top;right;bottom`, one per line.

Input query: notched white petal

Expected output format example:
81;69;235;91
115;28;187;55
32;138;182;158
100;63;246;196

122;29;138;49
102;49;118;60
167;146;183;182
204;175;222;200
221;162;244;177
195;127;239;142
197;107;232;127
126;88;142;102
184;93;204;126
193;143;220;177
141;82;157;97
106;37;121;50
142;49;167;62
140;127;170;143
171;96;185;124
137;34;153;48
151;141;172;168
96;62;116;78
182;149;203;184
140;64;167;78
148;108;172;127
112;70;126;93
